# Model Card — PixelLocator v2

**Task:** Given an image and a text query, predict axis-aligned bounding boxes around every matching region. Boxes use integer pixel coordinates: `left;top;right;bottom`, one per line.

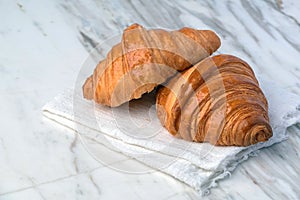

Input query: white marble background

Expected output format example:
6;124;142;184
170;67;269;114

0;0;300;199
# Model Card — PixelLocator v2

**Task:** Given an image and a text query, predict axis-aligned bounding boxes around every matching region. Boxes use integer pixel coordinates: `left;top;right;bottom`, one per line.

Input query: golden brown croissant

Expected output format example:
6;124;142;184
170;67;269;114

83;23;221;107
156;54;272;146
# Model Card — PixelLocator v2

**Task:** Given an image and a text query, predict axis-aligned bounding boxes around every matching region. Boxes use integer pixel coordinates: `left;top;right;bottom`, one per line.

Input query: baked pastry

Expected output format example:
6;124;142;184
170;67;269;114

83;23;221;107
156;54;272;146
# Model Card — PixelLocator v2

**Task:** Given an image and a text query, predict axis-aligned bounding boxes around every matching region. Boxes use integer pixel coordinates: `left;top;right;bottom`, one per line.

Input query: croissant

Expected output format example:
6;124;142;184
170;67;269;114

83;23;221;107
156;54;273;146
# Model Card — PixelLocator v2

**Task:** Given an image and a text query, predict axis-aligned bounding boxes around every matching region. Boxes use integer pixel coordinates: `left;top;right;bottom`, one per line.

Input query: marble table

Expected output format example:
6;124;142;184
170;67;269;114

1;0;300;199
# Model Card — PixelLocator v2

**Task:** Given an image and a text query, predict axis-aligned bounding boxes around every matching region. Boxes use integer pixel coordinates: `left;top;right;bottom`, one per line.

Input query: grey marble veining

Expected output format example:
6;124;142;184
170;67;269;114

62;0;300;94
0;0;299;199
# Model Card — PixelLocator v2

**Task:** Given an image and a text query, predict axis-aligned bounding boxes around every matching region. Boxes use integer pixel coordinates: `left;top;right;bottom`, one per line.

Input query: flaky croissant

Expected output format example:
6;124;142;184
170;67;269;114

83;23;221;107
156;54;272;146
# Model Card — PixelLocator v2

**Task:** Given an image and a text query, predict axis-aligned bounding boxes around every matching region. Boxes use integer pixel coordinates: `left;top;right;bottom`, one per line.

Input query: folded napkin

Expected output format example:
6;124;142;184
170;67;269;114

43;76;300;195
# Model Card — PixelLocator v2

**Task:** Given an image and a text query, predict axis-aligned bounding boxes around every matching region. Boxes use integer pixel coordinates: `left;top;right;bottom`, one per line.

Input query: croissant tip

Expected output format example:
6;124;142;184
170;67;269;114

200;30;221;53
83;76;94;100
255;130;273;143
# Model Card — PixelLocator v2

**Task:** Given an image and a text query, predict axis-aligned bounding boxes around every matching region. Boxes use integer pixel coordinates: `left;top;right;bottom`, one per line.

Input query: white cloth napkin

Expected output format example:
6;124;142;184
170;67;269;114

42;76;300;195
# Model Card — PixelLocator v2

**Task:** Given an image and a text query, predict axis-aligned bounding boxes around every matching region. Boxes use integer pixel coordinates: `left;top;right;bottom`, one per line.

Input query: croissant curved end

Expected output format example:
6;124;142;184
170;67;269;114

254;125;273;142
247;124;273;146
199;30;221;53
82;76;94;100
255;130;272;143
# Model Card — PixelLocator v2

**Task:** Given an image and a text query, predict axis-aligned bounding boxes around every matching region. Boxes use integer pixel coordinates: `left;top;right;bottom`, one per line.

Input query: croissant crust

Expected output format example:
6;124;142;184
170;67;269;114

156;54;273;146
83;23;221;107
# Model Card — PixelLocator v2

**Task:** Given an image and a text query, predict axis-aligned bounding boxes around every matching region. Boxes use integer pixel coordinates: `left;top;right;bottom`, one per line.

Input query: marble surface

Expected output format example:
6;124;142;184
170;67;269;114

0;0;300;199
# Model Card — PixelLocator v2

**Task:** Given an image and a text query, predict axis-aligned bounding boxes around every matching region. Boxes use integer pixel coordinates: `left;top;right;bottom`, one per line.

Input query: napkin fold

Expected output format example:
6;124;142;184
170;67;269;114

43;76;300;195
